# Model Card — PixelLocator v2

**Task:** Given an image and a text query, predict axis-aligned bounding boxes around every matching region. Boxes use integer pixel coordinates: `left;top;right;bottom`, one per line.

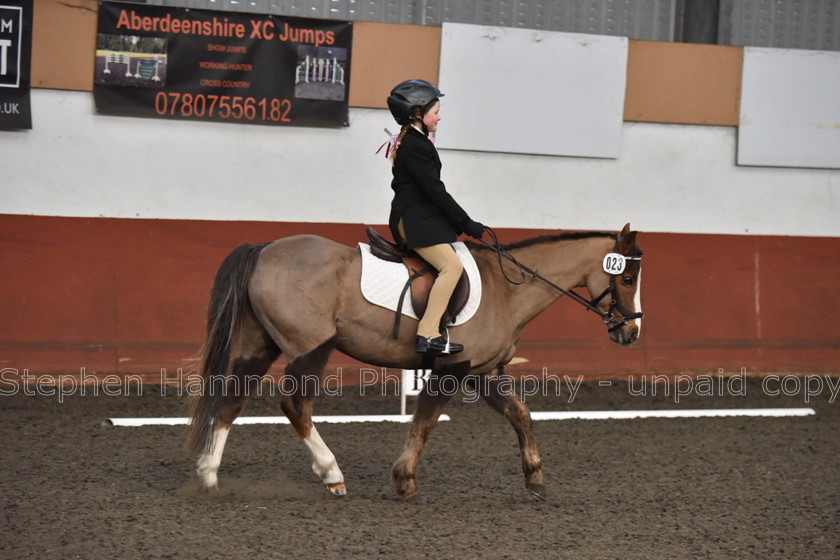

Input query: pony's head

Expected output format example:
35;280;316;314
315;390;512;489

585;223;643;346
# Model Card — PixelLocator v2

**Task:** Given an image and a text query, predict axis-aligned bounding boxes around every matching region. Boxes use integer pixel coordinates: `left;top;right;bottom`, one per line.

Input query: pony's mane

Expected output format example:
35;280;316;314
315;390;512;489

467;231;617;252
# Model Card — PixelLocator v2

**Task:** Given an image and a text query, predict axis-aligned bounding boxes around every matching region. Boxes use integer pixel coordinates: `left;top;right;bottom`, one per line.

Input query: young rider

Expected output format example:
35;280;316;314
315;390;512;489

384;79;485;355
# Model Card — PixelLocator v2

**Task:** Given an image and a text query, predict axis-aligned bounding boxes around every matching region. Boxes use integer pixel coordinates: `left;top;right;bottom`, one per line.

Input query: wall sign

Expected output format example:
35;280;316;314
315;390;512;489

0;0;32;130
94;2;352;127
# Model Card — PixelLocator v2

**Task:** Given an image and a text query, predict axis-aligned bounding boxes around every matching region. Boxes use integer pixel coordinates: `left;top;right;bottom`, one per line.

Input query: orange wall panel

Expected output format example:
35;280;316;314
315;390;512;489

624;40;742;126
349;22;441;109
32;0;98;91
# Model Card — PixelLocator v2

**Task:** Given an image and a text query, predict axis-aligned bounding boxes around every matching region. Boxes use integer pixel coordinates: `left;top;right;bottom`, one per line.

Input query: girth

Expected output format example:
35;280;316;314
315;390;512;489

365;227;470;338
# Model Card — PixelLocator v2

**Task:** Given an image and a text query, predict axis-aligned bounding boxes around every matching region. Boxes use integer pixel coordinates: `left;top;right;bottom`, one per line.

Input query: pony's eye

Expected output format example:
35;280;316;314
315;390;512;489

622;276;634;286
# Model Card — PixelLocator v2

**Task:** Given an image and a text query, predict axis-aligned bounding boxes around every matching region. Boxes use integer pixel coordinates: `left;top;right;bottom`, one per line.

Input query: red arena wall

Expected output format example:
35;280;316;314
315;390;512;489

2;214;838;377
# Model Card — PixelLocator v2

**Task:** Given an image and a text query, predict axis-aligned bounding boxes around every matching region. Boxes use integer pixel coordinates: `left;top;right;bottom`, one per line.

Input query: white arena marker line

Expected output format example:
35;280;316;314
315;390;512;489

530;408;815;421
104;414;450;427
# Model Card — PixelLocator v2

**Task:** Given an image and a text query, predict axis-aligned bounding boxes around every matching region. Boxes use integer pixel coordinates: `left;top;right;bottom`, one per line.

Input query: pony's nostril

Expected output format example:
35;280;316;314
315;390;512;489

629;331;638;343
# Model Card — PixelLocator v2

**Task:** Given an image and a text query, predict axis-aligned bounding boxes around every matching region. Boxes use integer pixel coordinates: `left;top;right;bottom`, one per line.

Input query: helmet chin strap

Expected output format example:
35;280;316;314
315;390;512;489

409;116;428;136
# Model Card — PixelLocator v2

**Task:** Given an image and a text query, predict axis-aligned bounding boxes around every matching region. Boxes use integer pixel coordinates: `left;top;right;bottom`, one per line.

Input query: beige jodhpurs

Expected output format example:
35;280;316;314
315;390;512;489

398;219;464;339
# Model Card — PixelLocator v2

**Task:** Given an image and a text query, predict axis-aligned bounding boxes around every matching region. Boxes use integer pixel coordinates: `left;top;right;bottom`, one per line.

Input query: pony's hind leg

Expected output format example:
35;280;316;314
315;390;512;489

279;337;346;496
195;320;280;490
480;368;546;500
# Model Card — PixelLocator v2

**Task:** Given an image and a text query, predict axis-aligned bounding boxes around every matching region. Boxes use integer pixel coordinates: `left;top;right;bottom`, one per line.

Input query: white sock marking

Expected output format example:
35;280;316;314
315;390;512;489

196;426;230;488
303;427;344;484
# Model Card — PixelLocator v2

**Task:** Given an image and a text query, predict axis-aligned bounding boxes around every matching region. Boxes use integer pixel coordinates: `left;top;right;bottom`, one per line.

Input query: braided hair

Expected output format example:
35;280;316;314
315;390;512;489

389;106;425;161
388;125;410;162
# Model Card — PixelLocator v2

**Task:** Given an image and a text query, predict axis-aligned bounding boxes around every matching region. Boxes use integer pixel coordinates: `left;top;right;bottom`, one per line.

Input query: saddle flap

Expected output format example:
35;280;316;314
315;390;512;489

358;240;482;332
410;269;471;323
363;227;472;328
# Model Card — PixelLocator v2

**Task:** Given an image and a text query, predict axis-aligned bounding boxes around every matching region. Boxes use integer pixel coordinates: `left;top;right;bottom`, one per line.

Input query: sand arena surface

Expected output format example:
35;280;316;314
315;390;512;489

2;376;838;559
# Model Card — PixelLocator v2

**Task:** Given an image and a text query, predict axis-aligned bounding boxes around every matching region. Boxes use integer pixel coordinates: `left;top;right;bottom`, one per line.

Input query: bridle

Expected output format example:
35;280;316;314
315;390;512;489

479;227;644;333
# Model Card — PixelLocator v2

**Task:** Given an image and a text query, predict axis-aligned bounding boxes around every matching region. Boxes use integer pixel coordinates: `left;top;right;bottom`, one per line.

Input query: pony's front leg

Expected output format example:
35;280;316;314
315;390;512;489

391;367;462;500
480;371;546;500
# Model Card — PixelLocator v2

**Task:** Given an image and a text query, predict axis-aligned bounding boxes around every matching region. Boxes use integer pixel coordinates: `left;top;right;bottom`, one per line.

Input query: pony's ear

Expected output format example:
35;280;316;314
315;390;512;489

619;223;631;237
618;230;638;253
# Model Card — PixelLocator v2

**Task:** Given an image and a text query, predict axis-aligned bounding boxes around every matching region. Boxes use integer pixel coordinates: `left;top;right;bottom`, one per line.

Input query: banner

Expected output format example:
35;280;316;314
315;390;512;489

0;0;32;130
94;2;351;127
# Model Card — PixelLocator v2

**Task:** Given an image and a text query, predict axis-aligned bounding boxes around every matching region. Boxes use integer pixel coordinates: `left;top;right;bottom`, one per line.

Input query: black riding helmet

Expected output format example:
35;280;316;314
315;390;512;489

387;79;444;126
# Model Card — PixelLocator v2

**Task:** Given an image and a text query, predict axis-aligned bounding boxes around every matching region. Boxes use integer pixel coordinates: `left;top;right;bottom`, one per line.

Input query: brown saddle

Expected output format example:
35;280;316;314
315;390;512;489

365;227;471;339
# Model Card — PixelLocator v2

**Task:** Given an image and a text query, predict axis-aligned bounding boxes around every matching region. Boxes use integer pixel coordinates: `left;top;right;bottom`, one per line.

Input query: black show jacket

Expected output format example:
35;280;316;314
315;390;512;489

388;127;470;250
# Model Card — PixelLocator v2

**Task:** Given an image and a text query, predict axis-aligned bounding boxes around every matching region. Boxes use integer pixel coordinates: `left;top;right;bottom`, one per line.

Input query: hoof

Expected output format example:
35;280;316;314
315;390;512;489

526;483;547;501
397;488;420;501
325;482;347;497
403;492;426;503
395;482;419;501
200;484;219;495
393;476;418;501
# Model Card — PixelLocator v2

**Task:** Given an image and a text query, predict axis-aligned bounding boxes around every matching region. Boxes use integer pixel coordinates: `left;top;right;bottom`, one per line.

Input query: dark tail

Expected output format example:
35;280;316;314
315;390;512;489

186;242;270;454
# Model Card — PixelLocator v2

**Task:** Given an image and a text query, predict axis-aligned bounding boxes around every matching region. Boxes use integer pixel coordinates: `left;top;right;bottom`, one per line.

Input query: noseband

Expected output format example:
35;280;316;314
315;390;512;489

480;228;643;333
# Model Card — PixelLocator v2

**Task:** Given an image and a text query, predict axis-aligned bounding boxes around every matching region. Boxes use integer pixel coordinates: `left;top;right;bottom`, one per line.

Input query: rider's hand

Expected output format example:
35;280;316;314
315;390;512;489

461;219;485;240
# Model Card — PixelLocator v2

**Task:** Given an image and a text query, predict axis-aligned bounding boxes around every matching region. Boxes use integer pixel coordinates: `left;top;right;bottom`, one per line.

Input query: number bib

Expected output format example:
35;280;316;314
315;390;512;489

602;253;626;275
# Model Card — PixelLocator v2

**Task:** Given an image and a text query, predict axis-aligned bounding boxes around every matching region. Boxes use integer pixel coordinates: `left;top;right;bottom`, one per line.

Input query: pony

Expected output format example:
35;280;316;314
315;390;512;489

186;224;643;500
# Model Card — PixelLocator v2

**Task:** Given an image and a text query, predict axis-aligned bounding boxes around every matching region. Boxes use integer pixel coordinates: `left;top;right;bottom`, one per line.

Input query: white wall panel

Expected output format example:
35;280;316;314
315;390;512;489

739;47;840;169
1;89;839;237
436;22;627;158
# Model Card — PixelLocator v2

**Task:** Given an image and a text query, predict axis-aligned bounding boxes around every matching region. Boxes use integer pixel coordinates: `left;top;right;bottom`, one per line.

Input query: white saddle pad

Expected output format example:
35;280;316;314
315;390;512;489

358;242;482;326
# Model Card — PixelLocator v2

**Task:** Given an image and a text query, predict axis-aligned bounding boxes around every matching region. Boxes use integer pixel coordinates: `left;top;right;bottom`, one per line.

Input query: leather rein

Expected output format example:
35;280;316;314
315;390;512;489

478;227;644;333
